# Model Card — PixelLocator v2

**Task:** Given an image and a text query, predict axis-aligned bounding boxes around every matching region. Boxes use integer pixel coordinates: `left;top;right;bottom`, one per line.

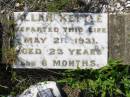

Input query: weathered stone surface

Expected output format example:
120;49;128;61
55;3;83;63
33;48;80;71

124;13;130;64
0;23;3;62
109;14;125;61
109;13;130;65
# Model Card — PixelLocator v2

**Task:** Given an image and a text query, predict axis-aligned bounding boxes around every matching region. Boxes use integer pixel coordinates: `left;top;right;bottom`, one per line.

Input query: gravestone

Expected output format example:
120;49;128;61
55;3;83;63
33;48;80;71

13;12;108;69
1;13;130;67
